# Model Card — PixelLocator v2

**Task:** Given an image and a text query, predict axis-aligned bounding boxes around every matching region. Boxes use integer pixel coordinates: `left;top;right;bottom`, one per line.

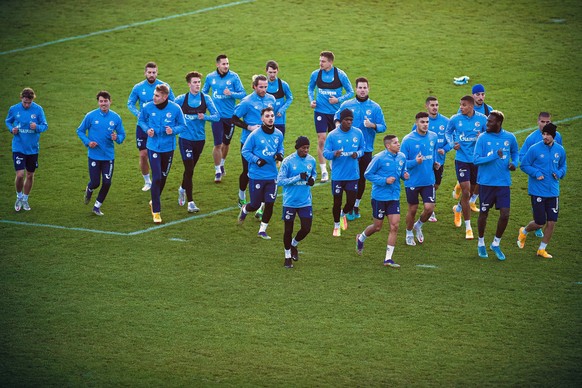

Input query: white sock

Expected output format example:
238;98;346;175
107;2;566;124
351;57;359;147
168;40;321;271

220;159;225;166
359;232;367;242
143;174;151;184
406;229;413;237
492;236;501;246
414;220;424;229
94;201;102;208
385;245;395;261
470;194;478;203
539;242;547;250
354;199;361;208
215;165;221;173
291;238;299;247
259;222;268;233
22;194;29;201
239;190;246;201
465;220;472;230
334;222;340;229
478;237;485;246
284;249;291;259
320;163;327;173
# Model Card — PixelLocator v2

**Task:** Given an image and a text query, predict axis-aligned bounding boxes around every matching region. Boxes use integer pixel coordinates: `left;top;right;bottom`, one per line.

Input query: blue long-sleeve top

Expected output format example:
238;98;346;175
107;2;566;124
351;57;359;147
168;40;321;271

473;129;519;186
277;151;317;208
174;92;219;141
445;111;487;163
519;129;563;162
400;130;438;187
202;70;246;118
334;97;386;152
520;141;567;197
138;101;186;152
241;126;284;180
323;126;365;181
267;78;293;125
307;66;354;114
77;108;125;160
127;79;175;118
364;149;407;201
5;101;48;154
233;92;276;144
411;113;450;165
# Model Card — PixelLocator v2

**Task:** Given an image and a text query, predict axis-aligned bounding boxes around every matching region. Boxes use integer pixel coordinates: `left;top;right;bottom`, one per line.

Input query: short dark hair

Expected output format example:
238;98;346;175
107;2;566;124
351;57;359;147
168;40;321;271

384;134;397;143
145;62;157;70
355;77;368;87
415;111;429;120
20;88;35;100
425;96;438;104
185;71;203;83
216;54;228;63
461;95;475;104
265;60;279;71
96;90;111;100
320;51;335;62
261;106;274;116
252;74;268;87
538;111;551;119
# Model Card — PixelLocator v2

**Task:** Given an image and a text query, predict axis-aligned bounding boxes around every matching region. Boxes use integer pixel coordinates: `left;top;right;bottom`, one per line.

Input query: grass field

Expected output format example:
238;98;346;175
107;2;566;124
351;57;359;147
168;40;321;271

1;0;581;385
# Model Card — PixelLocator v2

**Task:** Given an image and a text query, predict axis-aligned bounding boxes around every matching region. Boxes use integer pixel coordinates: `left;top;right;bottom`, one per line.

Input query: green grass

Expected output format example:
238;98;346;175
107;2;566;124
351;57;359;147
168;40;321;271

1;0;581;385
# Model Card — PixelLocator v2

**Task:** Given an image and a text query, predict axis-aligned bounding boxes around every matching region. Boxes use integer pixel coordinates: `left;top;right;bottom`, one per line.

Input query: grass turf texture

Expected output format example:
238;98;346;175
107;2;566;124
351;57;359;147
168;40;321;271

1;0;581;385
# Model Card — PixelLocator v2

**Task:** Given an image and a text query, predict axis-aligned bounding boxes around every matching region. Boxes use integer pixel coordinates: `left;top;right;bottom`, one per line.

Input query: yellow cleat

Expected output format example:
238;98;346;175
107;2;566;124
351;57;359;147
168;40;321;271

517;227;527;249
453;205;462;227
340;214;348;231
537;249;553;258
452;182;462;200
470;202;480;212
153;212;162;224
333;227;341;237
465;229;474;240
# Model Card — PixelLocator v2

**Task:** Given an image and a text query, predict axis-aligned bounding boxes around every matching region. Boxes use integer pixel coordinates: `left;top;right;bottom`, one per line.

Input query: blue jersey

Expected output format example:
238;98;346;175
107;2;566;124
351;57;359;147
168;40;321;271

323;126;365;181
412;113;450;165
138;101;186;153
520;141;567;197
364;149;407;201
202;70;246;118
127;79;175;118
233;92;276;144
77;109;125;160
5;101;48;154
174;92;219;141
473;129;519;186
267;78;293;125
334;97;386;153
445;112;487;163
307;66;354;115
277;151;317;208
519;129;563;162
241;126;284;180
400;130;438;187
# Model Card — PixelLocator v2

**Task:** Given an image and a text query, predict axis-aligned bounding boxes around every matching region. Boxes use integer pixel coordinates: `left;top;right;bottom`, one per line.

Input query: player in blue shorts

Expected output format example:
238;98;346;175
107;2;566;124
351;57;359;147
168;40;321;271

517;123;567;258
232;75;276;210
277;136;317;268
334;77;387;221
308;51;354;182
518;112;562;239
473;111;519;260
5;88;49;212
411;96;450;222
127;62;175;191
355;135;408;268
77;91;126;216
445;95;487;239
323;109;364;237
401;112;439;246
238;107;284;240
265;60;293;137
138;84;186;224
202;54;246;182
175;71;220;213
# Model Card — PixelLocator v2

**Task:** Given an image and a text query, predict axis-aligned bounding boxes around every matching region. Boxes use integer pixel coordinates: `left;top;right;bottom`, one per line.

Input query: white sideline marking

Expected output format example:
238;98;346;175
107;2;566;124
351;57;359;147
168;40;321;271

0;0;255;56
416;264;438;269
1;114;580;235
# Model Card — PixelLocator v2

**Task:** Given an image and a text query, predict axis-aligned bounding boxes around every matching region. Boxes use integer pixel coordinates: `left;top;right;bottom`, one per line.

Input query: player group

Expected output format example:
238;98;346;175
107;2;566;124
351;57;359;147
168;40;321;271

5;51;566;268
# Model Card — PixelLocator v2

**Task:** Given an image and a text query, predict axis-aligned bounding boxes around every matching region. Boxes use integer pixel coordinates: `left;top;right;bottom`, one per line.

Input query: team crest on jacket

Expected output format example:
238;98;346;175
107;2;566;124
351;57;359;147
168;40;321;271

166;113;172;118
475;122;481;128
31;114;37;119
91;161;97;167
504;141;509;146
554;153;560;159
110;121;115;126
352;137;358;143
366;109;372;115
